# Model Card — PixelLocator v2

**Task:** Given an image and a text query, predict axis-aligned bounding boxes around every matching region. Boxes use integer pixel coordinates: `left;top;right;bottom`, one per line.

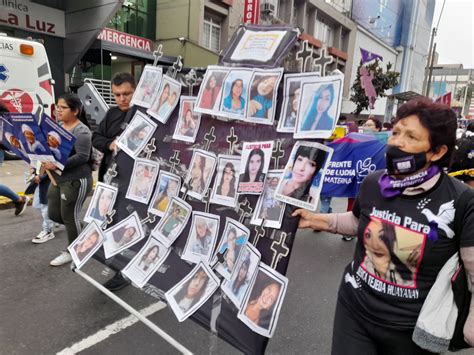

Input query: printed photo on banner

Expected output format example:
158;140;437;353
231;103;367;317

219;69;253;119
147;75;182;123
221;243;261;309
84;182;118;224
172;96;201;143
274;141;333;211
165;262;220;322
195;67;229;114
131;65;163;108
181;212;220;264
213;218;250;280
250;170;286;229
183;149;217;200
210;155;240;207
103;212;145;259
116;111;157;158
238;262;288;338
121;237;171;288
126;158;159;204
151;197;192;248
148;171;181;217
360;217;425;288
244;69;283;124
294;75;343;139
237;141;274;195
68;221;105;270
230;30;287;62
0;117;30;163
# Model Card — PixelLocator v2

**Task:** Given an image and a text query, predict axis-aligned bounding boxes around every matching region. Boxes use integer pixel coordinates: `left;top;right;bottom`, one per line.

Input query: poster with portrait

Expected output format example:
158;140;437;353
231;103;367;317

84;182;118;224
244;68;283;125
131;65;163;108
221;243;261;309
103;212;145;259
195;66;229;115
116;111;157;158
126;158;160;204
250;170;286;229
148;171;181;217
121;237;171;288
219;69;253;120
212;218;250;280
165;262;220;322
181;212;220;264
237;141;274;195
172;96;201;143
210;155;240;207
0;116;31;163
147;75;182;124
183;149;217;200
238;262;288;338
151;197;192;248
294;74;343;139
68;221;105;270
274;141;333;211
230;30;287;63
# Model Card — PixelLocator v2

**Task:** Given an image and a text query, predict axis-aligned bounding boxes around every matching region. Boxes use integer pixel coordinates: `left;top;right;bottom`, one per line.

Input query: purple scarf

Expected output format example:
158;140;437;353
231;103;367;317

378;165;440;198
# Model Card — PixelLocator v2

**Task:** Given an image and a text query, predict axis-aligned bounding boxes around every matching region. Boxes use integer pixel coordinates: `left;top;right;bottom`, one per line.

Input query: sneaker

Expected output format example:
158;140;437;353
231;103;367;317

14;196;29;216
32;231;55;244
50;251;73;266
103;272;130;291
342;235;355;241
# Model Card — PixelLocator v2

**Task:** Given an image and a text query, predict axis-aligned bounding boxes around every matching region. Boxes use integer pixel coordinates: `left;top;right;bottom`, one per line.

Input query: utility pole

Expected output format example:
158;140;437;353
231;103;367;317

422;27;437;96
426;42;437;98
462;70;471;116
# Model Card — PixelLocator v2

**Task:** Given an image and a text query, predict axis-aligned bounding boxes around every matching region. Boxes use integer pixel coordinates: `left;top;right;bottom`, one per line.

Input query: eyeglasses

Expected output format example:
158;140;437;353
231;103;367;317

56;105;70;111
113;92;133;98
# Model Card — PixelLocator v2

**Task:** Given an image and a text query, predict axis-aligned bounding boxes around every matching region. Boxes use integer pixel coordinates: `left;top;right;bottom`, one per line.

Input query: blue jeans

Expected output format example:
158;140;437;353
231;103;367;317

33;187;54;233
320;195;333;213
0;184;20;203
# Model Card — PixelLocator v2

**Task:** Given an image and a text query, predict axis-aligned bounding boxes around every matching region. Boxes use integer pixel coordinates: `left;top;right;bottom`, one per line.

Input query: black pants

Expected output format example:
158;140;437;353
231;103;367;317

331;298;436;355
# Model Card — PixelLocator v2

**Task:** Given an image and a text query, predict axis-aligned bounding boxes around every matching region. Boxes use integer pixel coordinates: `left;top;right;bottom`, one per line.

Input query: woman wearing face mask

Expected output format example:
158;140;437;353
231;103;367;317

292;98;474;354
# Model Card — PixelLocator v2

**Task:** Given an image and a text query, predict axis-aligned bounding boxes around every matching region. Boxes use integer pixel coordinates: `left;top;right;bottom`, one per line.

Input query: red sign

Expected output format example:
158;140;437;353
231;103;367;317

434;92;452;107
0;89;34;113
97;28;153;52
244;0;260;24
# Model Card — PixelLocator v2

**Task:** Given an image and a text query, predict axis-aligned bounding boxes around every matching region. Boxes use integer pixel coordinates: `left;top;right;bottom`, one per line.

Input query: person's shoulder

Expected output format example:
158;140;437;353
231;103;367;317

75;122;92;135
363;170;384;184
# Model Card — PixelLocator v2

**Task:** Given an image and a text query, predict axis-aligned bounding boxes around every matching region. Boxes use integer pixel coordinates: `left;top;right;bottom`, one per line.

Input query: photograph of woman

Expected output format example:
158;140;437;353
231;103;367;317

173;97;201;143
246;70;282;123
84;183;118;224
231;254;251;299
68;222;104;269
184;150;217;200
153;197;191;248
251;171;285;229
182;213;219;263
210;155;240;207
217;162;237;198
126;159;159;204
277;74;308;132
131;66;162;108
220;70;252;118
237;141;273;194
149;172;181;217
197;68;227;112
116;111;157;157
103;212;144;258
147;77;181;123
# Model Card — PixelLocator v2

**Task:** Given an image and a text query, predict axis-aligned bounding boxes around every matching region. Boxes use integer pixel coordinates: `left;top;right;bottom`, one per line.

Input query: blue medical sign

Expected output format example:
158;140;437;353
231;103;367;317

0;64;9;82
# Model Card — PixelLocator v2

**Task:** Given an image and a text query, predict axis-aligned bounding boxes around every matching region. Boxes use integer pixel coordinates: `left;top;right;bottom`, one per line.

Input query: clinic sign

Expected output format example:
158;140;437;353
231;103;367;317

0;1;65;38
244;0;260;24
97;28;153;52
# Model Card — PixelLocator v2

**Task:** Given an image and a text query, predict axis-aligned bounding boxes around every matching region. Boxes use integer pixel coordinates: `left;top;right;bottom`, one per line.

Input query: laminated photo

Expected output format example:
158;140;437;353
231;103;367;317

172;96;201;143
165;262;220;322
183;149;217;200
212;218;250;280
151;197;192;248
68;221;105;270
148;171;181;217
244;68;283;125
195;66;229;115
219;69;253;120
230;30;287;62
294;75;343;139
126;158;160;204
116;111;157;158
181;212;220;264
237;141;274;195
250;170;286;229
122;237;171;288
147;75;182;124
210;155;240;208
131;65;163;108
1;117;31;163
84;182;118;224
221;243;261;309
237;262;288;338
103;212;145;259
274;141;333;211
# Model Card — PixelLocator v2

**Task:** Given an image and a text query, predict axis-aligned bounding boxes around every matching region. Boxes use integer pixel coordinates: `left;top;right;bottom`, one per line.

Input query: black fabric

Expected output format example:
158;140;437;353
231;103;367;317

451;133;474;177
24;173;50;205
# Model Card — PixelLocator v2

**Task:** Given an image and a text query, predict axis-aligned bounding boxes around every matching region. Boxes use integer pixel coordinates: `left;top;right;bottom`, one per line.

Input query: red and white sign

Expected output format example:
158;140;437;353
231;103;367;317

0;89;34;113
98;28;153;52
244;0;260;24
434;92;452;107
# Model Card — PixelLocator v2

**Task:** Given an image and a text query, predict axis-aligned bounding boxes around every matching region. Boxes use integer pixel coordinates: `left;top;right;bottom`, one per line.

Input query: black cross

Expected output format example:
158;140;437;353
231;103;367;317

169;150;181;174
272;140;285;169
166;55;183;79
270;232;290;269
226;127;238;155
296;40;313;72
104;163;118;185
141;212;157;225
143;138;157;160
252;223;266;247
204;126;216;151
202;188;211;213
152;44;164;66
238;198;253;223
101;210;116;230
313;47;334;76
185;69;198;96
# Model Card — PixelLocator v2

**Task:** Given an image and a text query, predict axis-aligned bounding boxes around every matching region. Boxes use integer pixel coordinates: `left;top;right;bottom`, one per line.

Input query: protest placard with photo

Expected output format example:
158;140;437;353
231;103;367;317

172;96;201;143
131;65;163;108
147;75;182;124
0;116;31;163
181;212;220;264
103;212;145;259
68;221;105;270
116;111;157;158
84;182;118;224
210;155;240;207
195;66;229;115
237;141;273;195
148;171;181;217
125;158;160;204
183;149;217;200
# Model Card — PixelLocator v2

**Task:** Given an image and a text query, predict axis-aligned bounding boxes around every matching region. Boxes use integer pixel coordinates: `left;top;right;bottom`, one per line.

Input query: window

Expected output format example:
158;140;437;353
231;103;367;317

315;18;334;46
107;0;156;39
203;16;221;52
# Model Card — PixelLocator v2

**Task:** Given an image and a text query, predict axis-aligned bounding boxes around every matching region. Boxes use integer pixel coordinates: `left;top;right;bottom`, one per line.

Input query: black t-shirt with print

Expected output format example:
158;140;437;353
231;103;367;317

339;170;474;329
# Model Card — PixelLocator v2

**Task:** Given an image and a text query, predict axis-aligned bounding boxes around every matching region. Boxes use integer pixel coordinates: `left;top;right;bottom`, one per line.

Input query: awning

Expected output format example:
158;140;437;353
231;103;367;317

388;91;425;102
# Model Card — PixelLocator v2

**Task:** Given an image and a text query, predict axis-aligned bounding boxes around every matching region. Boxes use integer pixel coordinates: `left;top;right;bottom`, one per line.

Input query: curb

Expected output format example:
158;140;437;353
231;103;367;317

0;193;33;210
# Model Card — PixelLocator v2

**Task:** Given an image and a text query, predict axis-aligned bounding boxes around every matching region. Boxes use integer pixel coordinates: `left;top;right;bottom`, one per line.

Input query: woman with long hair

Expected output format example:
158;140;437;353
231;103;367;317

138;245;160;272
74;230;100;261
244;274;281;329
191;218;213;256
240;148;265;184
199;74;221;109
231;255;251;299
190;155;206;193
179;109;196;137
300;84;335;131
175;269;209;312
216;162;236;197
223;79;245;114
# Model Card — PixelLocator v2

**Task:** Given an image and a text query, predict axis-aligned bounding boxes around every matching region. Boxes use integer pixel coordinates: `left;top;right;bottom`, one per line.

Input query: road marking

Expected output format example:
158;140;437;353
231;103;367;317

57;301;167;355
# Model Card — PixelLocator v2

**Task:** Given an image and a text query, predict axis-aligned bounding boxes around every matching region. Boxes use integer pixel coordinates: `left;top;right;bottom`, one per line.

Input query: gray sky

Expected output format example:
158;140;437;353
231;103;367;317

433;0;473;67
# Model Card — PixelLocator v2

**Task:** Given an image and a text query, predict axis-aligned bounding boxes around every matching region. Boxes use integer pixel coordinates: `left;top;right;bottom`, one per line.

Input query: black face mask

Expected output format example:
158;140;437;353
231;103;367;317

385;145;428;175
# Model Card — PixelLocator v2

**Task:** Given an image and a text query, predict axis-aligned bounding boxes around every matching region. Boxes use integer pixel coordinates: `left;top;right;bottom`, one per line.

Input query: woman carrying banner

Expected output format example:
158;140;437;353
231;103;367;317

293;98;474;353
